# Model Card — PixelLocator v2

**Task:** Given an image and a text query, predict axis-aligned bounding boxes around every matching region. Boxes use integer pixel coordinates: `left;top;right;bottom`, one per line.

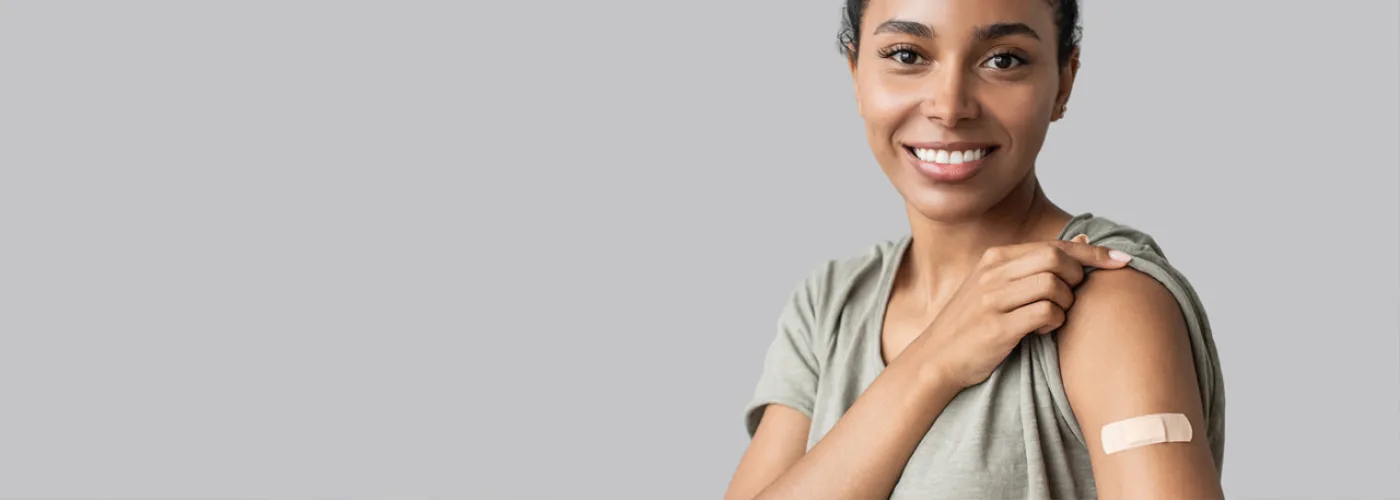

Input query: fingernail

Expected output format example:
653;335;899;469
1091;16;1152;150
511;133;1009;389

1109;249;1133;263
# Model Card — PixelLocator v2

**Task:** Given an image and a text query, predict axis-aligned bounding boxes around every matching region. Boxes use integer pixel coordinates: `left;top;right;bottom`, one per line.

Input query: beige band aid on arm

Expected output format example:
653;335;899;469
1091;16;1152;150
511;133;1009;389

1100;413;1193;455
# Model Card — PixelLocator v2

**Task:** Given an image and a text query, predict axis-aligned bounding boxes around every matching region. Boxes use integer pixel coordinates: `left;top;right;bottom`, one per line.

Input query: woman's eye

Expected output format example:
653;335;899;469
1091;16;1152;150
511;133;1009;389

891;50;924;65
984;54;1023;70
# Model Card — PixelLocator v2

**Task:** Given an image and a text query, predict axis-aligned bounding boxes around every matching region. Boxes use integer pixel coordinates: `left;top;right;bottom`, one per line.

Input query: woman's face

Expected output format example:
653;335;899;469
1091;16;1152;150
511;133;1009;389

851;0;1076;221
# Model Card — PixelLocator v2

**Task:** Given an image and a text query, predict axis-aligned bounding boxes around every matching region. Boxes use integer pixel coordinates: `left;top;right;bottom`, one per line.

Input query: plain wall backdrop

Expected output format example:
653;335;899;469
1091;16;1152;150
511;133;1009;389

0;1;1397;499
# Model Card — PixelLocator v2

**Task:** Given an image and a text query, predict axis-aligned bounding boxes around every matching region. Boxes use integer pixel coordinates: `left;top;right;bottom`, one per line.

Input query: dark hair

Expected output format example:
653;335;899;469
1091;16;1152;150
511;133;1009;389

837;0;1082;67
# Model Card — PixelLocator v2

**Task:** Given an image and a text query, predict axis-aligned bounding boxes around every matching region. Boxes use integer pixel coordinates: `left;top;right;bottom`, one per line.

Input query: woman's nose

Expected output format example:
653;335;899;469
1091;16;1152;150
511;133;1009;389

920;66;980;127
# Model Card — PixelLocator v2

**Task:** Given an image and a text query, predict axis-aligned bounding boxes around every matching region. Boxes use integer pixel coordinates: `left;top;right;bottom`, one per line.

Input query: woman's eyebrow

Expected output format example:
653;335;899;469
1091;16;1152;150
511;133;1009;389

974;22;1040;42
871;19;1041;42
872;19;933;39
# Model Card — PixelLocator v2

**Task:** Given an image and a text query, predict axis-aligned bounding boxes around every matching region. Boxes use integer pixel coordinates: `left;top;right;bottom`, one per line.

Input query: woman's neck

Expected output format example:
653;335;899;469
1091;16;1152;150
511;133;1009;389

898;174;1073;305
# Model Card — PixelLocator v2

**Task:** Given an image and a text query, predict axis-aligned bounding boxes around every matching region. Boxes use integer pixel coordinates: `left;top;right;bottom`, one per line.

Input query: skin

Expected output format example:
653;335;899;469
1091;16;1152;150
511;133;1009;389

724;0;1224;498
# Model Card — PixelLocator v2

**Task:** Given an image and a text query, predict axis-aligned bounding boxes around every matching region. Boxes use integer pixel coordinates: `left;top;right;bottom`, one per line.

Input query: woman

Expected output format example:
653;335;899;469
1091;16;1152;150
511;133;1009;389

724;0;1226;499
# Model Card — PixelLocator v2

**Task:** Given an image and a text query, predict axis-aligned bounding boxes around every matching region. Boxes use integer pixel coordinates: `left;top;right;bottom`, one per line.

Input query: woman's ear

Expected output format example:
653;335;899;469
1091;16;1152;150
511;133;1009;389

1054;46;1081;121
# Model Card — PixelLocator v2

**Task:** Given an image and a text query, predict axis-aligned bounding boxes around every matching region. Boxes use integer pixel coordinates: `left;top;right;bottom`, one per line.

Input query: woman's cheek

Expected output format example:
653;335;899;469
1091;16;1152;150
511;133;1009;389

859;85;914;156
862;82;920;124
981;83;1042;122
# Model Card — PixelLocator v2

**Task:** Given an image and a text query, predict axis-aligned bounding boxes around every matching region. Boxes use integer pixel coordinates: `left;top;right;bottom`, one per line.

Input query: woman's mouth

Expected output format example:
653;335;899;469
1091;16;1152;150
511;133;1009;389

905;145;998;165
903;144;1000;183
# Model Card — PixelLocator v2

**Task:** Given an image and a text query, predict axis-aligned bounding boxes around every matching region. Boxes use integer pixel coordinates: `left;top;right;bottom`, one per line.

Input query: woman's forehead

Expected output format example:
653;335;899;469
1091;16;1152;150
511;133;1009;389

861;0;1058;34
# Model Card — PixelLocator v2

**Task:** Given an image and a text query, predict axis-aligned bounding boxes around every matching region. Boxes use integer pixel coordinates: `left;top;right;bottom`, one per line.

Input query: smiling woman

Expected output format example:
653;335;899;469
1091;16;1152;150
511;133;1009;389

723;1;1226;499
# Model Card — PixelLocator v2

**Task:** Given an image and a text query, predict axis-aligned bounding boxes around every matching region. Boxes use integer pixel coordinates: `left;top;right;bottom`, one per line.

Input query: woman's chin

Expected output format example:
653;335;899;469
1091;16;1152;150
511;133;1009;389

903;192;997;223
893;167;1032;222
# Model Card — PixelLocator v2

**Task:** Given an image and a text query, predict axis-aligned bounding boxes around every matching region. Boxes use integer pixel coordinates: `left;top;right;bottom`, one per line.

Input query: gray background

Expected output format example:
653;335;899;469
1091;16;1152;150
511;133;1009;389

0;1;1396;499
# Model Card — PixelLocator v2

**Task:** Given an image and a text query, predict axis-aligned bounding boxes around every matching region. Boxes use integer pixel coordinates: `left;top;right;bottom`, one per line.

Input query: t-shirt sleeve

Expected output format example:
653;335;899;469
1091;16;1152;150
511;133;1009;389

742;266;826;439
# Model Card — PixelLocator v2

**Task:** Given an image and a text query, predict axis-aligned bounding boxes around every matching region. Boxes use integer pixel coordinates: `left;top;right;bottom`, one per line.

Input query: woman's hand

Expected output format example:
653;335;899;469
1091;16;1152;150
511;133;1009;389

907;236;1133;390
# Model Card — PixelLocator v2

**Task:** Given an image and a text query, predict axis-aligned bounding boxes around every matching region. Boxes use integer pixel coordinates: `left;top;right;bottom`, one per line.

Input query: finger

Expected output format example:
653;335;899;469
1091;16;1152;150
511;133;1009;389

980;241;1131;285
1005;300;1067;336
992;245;1087;287
1046;240;1133;269
992;271;1074;312
1071;233;1089;244
994;239;1132;269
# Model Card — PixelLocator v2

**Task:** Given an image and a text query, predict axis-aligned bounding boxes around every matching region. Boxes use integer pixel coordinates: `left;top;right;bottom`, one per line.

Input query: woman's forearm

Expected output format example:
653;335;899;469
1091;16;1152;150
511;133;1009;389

753;358;961;500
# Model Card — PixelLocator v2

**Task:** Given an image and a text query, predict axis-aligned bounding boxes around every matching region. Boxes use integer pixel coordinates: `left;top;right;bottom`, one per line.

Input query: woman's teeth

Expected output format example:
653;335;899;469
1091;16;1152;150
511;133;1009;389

912;147;990;165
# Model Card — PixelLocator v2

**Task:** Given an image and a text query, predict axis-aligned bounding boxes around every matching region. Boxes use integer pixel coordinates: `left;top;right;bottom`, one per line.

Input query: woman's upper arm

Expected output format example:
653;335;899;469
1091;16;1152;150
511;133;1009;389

724;404;812;500
1058;267;1224;500
728;263;828;499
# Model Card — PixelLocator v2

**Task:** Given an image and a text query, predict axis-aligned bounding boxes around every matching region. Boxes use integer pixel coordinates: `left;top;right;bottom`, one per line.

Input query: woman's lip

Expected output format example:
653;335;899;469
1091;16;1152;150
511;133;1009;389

904;146;992;183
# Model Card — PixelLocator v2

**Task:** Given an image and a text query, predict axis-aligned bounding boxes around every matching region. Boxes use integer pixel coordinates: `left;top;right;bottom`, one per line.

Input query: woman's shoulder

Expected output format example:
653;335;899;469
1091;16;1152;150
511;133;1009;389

1061;212;1207;330
1062;212;1172;262
1063;212;1204;305
794;235;909;296
778;235;907;333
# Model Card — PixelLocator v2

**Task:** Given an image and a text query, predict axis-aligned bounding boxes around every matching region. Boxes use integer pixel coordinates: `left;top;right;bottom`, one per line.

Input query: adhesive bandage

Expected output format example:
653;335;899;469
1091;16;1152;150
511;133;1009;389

1100;413;1193;455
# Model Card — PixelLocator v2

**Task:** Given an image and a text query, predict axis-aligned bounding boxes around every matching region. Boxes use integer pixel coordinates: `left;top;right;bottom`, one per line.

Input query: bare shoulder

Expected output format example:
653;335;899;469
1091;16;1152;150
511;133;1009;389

1061;266;1185;350
1058;266;1196;409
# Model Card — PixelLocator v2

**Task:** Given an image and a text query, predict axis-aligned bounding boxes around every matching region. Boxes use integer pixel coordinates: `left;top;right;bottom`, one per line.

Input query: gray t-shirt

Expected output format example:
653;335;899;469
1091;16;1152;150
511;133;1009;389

743;212;1225;499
